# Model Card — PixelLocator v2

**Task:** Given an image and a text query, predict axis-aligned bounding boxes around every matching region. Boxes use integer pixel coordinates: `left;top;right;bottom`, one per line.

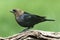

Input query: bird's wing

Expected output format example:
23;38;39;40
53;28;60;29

24;12;46;24
30;14;46;24
24;12;46;19
23;14;32;22
24;12;46;20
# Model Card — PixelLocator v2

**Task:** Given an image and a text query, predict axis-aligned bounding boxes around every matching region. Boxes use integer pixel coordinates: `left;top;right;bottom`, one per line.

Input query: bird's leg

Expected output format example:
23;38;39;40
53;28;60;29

20;27;33;33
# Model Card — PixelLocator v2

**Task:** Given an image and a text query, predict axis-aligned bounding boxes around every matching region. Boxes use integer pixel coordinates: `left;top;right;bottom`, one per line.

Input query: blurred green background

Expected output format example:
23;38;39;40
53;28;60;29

0;0;60;37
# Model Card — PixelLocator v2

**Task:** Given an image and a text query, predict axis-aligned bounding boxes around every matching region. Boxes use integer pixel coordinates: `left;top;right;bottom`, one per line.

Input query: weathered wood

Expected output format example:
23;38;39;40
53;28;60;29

0;30;60;40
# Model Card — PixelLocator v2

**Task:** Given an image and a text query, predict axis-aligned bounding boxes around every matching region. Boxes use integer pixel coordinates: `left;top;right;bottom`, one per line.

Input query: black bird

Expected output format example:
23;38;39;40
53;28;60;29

10;9;55;32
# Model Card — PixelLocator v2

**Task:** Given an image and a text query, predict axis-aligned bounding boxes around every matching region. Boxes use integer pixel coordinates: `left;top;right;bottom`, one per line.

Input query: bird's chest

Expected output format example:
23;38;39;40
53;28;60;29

16;15;30;22
16;15;32;26
16;16;31;26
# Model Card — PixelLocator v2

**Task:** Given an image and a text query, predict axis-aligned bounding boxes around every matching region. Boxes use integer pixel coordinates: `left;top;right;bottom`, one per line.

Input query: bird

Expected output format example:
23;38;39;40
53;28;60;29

10;9;55;32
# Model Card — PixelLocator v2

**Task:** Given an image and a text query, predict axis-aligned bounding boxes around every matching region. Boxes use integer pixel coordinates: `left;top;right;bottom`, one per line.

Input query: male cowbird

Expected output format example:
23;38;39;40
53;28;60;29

10;9;55;32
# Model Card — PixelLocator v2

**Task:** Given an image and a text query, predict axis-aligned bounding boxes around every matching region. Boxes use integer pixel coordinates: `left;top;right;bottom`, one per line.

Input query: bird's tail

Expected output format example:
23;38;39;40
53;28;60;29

45;19;55;21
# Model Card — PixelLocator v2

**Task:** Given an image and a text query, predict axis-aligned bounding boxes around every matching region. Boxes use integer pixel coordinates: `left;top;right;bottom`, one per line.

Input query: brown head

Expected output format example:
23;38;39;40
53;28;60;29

10;9;24;17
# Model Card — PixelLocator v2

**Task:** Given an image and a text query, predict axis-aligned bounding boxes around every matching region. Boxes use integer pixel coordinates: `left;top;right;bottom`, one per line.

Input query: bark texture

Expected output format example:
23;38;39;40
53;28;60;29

0;30;60;40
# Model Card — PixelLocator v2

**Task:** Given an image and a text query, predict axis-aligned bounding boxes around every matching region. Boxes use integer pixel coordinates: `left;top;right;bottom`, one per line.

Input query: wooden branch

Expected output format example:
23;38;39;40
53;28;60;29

0;30;60;40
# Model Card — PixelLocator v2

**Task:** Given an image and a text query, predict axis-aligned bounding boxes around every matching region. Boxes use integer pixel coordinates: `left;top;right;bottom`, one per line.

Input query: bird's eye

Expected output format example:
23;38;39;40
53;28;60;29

13;10;16;12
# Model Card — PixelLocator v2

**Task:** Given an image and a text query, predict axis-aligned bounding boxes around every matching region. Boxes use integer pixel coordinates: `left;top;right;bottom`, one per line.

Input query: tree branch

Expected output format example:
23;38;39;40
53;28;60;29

0;30;60;40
